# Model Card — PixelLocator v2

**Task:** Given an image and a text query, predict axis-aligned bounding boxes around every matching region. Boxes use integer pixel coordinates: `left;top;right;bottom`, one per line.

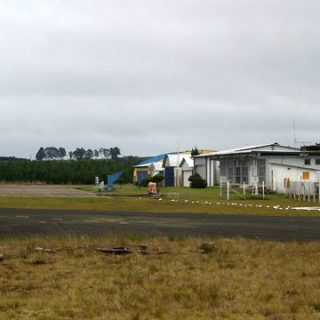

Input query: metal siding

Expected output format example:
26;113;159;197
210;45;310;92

207;159;210;186
195;165;206;180
211;160;214;186
183;171;192;187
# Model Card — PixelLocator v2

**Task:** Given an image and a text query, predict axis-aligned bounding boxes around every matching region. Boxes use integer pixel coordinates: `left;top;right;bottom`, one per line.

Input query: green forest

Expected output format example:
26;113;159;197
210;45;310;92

0;157;141;184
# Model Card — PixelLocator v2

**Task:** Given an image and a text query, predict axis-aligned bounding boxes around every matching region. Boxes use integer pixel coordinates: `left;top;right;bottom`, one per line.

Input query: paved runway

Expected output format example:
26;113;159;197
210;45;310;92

0;208;320;241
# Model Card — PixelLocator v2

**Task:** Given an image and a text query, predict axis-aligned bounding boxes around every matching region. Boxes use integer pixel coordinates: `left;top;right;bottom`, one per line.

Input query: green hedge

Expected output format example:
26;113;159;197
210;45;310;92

0;157;141;184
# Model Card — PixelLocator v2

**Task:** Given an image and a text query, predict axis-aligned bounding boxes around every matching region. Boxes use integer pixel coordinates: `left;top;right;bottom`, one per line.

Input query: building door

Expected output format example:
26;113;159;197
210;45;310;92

165;167;174;186
137;171;148;183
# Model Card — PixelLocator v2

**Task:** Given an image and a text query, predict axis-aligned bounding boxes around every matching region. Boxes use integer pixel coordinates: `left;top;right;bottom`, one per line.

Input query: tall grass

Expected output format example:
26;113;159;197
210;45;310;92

0;235;320;319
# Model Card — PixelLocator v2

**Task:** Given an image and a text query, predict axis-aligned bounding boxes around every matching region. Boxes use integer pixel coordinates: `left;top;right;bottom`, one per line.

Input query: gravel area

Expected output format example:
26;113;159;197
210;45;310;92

0;184;96;197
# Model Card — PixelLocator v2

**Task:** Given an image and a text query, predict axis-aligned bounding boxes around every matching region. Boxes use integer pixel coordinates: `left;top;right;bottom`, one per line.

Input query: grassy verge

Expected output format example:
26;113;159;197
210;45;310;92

0;184;319;216
0;196;319;216
0;235;319;319
75;184;288;201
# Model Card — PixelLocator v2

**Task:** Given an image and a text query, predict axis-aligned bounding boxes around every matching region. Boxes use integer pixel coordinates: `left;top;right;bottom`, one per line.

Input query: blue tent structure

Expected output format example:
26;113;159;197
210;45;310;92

107;171;123;191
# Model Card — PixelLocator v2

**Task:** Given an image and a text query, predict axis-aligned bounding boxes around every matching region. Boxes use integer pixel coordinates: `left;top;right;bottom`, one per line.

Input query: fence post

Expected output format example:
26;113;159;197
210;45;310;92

227;180;230;200
262;181;265;199
303;183;307;201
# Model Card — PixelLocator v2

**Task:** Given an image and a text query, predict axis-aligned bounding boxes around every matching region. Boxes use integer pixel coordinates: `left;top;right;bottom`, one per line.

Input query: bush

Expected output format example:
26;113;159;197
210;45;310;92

151;174;164;184
188;173;207;189
140;177;153;187
140;174;164;188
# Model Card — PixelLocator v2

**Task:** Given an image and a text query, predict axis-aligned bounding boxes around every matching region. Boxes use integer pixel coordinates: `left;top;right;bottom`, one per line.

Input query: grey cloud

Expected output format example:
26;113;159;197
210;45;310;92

0;0;320;157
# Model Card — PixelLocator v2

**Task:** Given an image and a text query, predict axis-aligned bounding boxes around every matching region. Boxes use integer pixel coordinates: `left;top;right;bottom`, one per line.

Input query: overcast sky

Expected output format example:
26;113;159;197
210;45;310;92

1;0;319;158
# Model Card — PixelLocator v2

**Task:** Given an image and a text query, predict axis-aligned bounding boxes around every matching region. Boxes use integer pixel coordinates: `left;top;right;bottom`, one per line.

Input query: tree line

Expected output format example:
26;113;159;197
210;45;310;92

36;147;121;161
0;157;140;184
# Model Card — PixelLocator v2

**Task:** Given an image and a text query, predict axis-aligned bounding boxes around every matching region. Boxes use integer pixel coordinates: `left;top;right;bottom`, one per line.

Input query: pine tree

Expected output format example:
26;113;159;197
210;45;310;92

58;147;67;159
35;147;46;161
191;147;200;156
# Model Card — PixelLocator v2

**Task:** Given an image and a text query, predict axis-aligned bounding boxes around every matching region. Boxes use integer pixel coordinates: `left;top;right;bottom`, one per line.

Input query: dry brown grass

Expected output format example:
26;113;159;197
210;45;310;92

0;235;320;319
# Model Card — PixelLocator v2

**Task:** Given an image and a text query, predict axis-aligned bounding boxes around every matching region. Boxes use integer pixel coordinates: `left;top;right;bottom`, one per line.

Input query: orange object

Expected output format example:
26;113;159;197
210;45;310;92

148;182;157;194
302;172;310;180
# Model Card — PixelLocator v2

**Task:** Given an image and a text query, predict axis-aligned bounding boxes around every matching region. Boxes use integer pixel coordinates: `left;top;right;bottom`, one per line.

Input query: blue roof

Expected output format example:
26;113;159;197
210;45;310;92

136;152;176;167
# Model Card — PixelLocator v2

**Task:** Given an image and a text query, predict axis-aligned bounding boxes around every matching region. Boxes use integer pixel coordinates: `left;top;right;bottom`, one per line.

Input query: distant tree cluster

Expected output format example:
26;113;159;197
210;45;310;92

301;144;320;151
36;147;121;161
0;157;27;161
191;147;200;156
36;147;66;161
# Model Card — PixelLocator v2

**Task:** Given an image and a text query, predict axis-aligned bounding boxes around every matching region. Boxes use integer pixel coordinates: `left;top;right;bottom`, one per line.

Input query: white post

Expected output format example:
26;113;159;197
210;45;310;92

262;181;265;199
227;180;230;201
299;182;302;201
243;182;246;196
95;176;99;188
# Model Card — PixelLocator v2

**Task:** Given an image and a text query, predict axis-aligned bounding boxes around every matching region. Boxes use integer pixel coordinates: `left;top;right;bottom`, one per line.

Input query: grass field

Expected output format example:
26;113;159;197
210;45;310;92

1;186;320;319
76;184;287;201
0;235;320;319
0;184;319;216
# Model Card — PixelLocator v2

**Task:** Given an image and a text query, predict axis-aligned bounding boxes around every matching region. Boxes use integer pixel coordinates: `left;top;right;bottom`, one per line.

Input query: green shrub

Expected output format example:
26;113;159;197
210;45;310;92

140;177;153;187
140;174;164;187
188;173;207;189
151;174;164;184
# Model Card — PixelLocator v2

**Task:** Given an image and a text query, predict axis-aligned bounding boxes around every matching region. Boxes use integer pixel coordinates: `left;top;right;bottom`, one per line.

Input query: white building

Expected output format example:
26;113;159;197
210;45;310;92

194;143;320;193
179;157;194;187
162;150;215;187
193;156;219;187
133;152;198;186
162;152;193;187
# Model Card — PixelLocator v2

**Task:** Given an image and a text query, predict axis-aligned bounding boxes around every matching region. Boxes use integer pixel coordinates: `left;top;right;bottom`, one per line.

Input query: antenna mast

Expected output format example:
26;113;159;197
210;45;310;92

292;117;311;146
293;117;297;144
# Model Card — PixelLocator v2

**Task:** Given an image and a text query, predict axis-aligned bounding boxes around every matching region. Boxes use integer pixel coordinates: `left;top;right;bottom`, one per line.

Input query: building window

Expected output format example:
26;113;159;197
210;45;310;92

220;158;249;184
227;166;234;181
220;162;226;176
257;159;266;184
305;158;311;165
303;172;310;180
235;167;241;184
316;159;320;165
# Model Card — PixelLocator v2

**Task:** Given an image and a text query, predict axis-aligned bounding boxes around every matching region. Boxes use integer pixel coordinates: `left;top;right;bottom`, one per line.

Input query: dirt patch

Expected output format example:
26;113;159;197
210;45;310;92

0;184;96;198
